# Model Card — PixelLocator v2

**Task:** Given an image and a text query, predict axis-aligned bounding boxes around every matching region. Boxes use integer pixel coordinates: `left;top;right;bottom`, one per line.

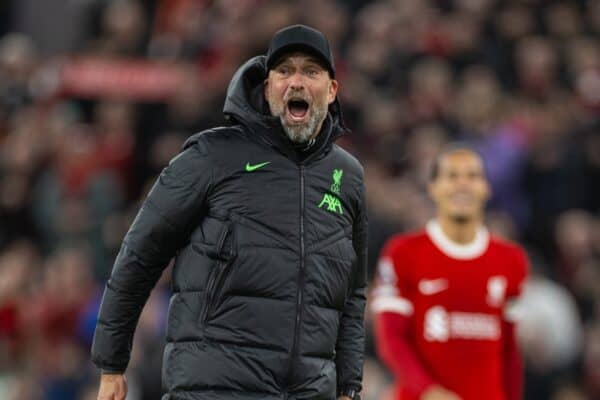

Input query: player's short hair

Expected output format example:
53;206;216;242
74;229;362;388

429;142;486;181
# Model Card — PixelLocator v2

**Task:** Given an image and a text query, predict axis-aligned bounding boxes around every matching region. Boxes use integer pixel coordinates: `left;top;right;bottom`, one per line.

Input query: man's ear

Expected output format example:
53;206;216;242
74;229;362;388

328;79;338;104
264;78;269;102
483;179;492;203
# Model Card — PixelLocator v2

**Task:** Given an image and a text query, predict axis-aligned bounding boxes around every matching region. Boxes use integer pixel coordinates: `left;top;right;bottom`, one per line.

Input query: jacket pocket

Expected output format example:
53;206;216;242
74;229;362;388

196;220;235;325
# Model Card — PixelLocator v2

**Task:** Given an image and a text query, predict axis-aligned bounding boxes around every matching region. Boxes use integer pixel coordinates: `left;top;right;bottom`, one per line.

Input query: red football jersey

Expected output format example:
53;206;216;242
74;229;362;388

372;220;528;400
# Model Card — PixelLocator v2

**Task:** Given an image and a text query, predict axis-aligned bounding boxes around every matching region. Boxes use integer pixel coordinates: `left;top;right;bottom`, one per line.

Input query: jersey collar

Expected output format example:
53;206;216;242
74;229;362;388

426;219;489;260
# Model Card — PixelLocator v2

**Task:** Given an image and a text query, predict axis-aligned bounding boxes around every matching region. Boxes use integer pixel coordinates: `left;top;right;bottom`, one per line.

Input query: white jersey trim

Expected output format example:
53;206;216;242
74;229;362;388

371;296;414;316
426;219;489;260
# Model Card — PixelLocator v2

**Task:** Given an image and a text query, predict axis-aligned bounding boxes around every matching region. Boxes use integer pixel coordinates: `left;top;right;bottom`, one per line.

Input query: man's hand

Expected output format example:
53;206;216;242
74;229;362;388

421;385;462;400
97;373;127;400
337;397;352;400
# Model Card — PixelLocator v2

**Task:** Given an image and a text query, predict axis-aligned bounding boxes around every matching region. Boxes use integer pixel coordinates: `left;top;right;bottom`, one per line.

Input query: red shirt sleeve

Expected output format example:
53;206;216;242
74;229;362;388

372;237;436;398
375;311;436;397
504;246;528;322
502;246;529;400
507;247;528;299
502;319;523;400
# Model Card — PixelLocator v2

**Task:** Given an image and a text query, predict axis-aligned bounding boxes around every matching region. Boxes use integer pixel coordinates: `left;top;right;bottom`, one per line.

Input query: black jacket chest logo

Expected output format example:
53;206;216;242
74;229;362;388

318;168;343;214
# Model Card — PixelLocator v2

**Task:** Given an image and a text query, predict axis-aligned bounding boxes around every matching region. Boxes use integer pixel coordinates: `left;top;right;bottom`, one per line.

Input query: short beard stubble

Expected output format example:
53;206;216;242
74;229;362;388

267;92;329;144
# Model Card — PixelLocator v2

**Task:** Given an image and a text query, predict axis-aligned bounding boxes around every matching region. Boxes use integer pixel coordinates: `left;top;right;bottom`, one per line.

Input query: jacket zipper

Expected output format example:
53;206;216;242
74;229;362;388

286;164;306;390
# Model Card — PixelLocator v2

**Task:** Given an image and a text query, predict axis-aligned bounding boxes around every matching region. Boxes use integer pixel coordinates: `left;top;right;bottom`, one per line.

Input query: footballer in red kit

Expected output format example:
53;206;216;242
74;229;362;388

372;146;528;400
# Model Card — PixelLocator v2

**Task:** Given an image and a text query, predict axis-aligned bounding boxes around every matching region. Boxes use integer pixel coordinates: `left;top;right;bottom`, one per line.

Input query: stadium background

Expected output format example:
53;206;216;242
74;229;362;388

0;0;598;399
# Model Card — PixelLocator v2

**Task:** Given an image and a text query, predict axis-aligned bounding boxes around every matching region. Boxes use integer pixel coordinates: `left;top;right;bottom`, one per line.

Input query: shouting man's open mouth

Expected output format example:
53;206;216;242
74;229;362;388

286;98;310;124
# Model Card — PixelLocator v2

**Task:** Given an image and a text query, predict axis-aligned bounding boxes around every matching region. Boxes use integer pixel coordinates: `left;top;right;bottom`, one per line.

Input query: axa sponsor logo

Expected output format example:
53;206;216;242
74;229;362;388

318;168;344;214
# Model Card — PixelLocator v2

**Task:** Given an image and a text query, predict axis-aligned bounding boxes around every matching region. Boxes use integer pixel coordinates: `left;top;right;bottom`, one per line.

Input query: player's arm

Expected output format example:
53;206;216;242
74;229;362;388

91;140;212;375
336;179;368;398
372;241;453;400
501;320;522;400
502;248;529;400
375;311;459;400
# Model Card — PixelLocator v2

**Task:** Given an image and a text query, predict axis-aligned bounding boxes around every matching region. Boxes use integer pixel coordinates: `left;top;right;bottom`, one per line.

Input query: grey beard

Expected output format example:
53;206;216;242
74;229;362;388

279;106;327;143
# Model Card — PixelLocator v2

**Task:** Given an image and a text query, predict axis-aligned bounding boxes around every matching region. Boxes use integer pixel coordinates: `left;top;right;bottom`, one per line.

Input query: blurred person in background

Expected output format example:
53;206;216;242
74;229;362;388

583;322;600;399
516;254;583;400
92;24;367;400
0;32;37;112
0;240;39;366
372;145;528;400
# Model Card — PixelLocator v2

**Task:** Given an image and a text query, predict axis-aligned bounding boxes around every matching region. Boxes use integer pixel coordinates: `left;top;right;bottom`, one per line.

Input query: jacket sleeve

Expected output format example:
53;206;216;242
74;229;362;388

336;179;368;395
91;141;212;373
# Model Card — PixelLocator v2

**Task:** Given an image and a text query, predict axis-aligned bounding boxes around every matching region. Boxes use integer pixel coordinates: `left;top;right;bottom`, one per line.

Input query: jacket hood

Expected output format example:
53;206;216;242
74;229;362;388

223;55;348;146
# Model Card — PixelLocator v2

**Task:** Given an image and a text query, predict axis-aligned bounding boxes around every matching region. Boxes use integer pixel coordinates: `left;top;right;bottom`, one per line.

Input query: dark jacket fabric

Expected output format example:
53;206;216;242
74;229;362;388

91;55;368;400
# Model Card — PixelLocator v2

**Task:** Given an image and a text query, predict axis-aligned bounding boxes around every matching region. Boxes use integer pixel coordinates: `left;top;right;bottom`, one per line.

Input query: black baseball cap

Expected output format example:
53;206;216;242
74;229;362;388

266;24;335;77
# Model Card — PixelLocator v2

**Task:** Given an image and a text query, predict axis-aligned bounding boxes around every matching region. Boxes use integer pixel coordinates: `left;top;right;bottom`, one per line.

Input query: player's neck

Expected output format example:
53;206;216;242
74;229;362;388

436;216;481;244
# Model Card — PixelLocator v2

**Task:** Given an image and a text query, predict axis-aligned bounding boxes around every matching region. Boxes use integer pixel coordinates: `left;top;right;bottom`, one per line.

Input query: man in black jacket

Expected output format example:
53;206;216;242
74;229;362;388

93;24;367;400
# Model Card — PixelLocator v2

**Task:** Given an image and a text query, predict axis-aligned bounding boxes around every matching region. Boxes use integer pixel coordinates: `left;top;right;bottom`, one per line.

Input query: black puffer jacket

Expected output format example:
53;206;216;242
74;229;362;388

91;56;368;400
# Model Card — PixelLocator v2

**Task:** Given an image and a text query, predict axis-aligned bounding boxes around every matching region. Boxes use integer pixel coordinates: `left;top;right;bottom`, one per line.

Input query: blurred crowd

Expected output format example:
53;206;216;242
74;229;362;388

0;0;599;399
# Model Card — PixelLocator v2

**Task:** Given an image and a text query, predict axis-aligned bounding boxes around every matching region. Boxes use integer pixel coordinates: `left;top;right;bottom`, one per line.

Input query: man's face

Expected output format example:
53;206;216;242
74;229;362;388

264;52;338;143
429;150;490;222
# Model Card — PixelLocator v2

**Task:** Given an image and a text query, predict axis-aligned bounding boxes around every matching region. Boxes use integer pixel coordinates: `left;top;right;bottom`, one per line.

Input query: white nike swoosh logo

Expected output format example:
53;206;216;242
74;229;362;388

419;278;449;295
